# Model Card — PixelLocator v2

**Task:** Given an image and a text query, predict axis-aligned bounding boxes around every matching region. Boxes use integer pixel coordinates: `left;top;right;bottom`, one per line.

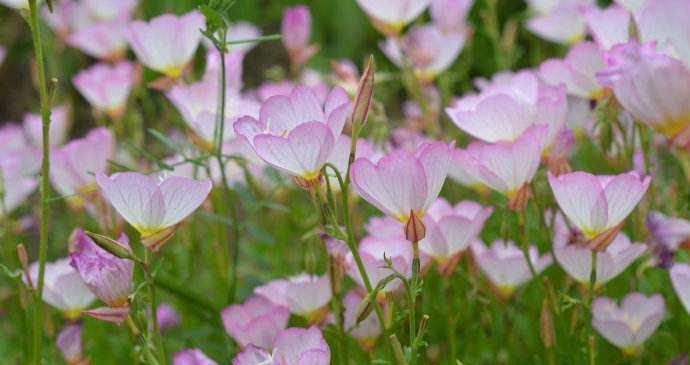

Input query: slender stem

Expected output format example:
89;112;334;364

587;250;598;365
443;279;457;364
27;0;53;363
409;240;421;365
144;250;166;364
126;315;161;365
517;210;539;279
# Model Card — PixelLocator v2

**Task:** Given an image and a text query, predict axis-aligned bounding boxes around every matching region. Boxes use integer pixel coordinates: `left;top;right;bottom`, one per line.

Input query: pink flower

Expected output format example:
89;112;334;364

234;86;351;183
324;135;380;191
125;11;205;78
584;5;631;50
73;62;135;118
218;21;262;54
447;146;486;190
351;141;453;222
553;211;645;286
548;170;650;249
636;0;690;67
221;295;290;349
168;79;260;147
0;158;38;217
526;0;592;44
596;41;690;145
69;229;133;305
57;323;84;365
83;0;138;21
42;0;93;38
592;293;665;352
430;0;473;34
23;105;71;147
346;236;413;294
380;24;468;81
671;263;690;313
647;211;690;251
24;258;96;318
173;349;218;365
282;6;317;67
96;172;212;250
232;326;330;365
539;41;606;99
447;71;567;145
203;50;245;91
471;240;552;298
420;198;492;262
67;20;128;60
157;303;181;331
342;289;381;349
355;0;432;36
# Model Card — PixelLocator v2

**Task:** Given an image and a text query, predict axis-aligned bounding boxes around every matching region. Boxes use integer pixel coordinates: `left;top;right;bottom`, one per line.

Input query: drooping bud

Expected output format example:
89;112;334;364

16;244;28;271
84;231;134;260
351;55;375;130
405;210;426;243
355;293;375;325
540;298;556;349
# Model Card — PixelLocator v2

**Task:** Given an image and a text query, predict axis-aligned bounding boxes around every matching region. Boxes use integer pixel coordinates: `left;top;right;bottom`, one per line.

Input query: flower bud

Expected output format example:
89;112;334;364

351;55;375;130
405;211;426;243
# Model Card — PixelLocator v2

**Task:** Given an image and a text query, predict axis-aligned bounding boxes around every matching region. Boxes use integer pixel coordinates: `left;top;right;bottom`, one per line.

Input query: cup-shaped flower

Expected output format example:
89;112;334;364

526;1;591;44
57;323;85;365
221;295;290;349
351;141;453;224
23;105;71;147
125;11;205;78
471;239;552;299
173;349;218;365
168;79;260;148
234;86;351;184
670;263;690;313
647;211;690;251
96;172;212;251
636;0;690;67
232;326;330;365
548;170;650;250
342;289;382;349
73;62;135;119
584;5;631;50
0;158;38;218
355;0;432;36
592;293;665;353
539;42;606;99
282;6;317;67
69;229;133;308
346;236;413;294
420;198;492;266
67;20;128;60
24;258;96;319
380;24;468;82
553;211;645;286
596;41;690;146
283;274;331;323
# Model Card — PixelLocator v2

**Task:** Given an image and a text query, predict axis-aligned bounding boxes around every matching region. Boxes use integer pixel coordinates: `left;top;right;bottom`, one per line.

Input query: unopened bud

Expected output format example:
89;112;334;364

405;211;426;243
540;298;556;348
16;244;28;269
85;231;134;260
355;293;375;324
351;55;375;129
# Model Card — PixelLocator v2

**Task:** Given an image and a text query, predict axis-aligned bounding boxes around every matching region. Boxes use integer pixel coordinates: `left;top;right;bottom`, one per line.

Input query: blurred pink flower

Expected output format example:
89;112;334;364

168;78;260;147
670;263;690;313
539;41;606;99
526;0;593;44
430;0;473;34
23;105;71;147
0;158;38;217
592;293;665;352
355;0;432;36
471;239;552;298
67;20;128;60
596;41;690;146
42;0;93;38
420;198;492;263
83;0;138;21
125;11;205;78
24;258;96;319
342;289;381;349
203;50;245;91
351;141;453;223
282;5;317;67
57;323;84;365
324;135;380;191
234;86;351;184
73;62;135;119
381;24;468;81
96;172;212;250
232;326;330;365
647;211;690;251
173;349;218;365
346;236;413;294
584;5;631;50
637;0;690;67
70;229;133;324
157;303;181;331
221;295;290;349
548;170;650;250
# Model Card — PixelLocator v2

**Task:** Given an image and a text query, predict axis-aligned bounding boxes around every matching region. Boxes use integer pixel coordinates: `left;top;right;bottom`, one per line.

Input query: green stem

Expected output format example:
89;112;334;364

409;241;420;365
443;279;457;364
27;0;53;363
587;250;598;365
144;250;166;364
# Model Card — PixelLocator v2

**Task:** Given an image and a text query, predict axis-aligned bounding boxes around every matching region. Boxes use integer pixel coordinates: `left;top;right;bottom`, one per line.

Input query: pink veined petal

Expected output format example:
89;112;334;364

351;151;428;220
584;5;631;50
447;94;534;143
233;116;266;145
548;171;608;235
159;177;212;228
592;318;636;349
253;121;335;178
526;3;588;44
416;141;453;211
259;95;302;134
83;306;130;325
324;86;350;116
96;172;166;231
273;326;330;365
232;345;272;365
289;86;325;124
670;263;690;313
554;244;592;282
419;216;449;258
437;215;479;254
602;172;651;230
